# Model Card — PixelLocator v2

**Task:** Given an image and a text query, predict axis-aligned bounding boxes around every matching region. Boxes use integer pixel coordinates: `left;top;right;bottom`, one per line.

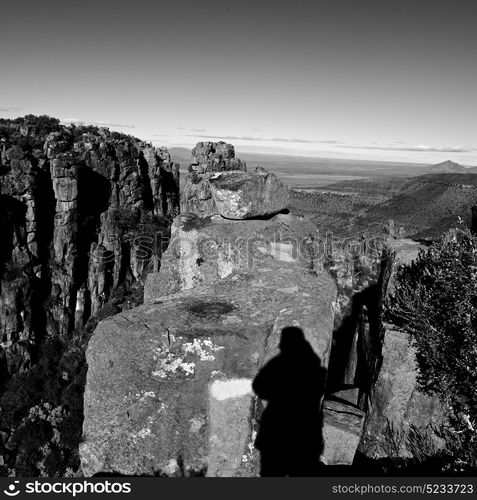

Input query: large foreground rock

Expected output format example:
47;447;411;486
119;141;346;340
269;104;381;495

208;169;289;219
80;261;336;476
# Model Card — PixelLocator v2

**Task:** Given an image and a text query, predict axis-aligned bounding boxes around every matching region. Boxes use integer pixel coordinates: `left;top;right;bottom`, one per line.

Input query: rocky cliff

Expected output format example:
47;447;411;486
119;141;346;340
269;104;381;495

0;116;179;475
1;129;449;476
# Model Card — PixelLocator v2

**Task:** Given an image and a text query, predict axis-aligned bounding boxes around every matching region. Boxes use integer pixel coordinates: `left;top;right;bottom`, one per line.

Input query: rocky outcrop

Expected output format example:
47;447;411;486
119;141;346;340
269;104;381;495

81;142;338;476
191;141;246;173
181;141;245;216
181;142;287;219
209;169;288;219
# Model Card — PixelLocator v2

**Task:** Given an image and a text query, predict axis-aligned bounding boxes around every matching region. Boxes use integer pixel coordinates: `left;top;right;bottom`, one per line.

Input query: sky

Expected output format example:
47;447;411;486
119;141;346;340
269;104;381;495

0;0;476;164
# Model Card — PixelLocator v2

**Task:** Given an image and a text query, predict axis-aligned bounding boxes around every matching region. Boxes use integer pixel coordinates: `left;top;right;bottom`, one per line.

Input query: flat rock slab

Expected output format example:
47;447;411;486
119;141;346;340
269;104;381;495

146;213;320;301
81;262;336;476
208;169;289;219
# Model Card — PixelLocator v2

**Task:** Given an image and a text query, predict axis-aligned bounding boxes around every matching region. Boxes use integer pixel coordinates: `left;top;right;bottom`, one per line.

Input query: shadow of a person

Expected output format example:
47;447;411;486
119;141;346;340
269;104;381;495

252;326;326;476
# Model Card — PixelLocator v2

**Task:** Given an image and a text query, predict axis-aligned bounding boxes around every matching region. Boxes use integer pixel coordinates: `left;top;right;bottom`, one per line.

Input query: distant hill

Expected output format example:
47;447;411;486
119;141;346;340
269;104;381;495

169;147;191;167
424;160;469;174
367;173;477;238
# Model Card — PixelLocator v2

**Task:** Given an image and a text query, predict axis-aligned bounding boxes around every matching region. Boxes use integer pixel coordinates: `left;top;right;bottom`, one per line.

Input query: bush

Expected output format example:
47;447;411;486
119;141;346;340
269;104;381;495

0;336;86;476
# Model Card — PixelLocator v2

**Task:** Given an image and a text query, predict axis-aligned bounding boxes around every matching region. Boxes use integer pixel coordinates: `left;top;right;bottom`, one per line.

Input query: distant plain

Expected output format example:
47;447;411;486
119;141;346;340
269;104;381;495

169;147;469;187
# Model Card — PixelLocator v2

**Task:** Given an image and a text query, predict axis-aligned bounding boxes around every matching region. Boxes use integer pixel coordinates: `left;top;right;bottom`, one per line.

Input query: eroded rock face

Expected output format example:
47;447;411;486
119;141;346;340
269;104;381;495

80;261;336;476
0;119;180;378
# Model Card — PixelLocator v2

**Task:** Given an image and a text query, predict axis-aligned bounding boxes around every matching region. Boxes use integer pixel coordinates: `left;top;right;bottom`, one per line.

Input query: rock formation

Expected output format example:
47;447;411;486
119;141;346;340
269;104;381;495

81;142;448;475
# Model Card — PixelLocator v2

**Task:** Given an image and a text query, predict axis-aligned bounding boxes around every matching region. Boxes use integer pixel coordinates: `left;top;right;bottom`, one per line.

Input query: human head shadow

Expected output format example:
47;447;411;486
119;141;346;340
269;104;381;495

252;326;327;476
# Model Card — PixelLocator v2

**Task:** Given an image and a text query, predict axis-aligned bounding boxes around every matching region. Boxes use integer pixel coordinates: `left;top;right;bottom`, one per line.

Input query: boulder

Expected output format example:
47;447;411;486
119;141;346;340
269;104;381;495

80;261;336;476
182;141;289;220
208;169;289;219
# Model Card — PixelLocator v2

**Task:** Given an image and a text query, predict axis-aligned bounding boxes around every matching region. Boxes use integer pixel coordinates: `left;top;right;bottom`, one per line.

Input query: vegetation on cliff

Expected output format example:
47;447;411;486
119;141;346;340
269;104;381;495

386;228;477;471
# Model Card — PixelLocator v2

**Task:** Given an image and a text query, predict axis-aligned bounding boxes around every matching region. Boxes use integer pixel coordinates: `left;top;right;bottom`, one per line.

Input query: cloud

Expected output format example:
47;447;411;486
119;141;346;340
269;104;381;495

0;106;21;112
61;118;136;129
337;144;474;153
92;120;136;129
176;127;207;133
183;133;343;144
